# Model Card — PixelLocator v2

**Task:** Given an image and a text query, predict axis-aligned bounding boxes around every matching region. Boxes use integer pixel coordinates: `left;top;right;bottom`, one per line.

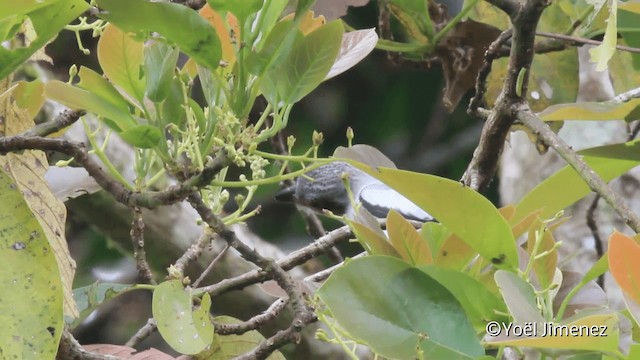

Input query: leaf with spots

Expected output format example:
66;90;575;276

0;169;63;359
0;78;77;318
153;280;214;355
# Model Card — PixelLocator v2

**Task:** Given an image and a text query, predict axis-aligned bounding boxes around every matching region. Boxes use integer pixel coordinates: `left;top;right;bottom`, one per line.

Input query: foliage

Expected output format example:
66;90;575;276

1;0;640;358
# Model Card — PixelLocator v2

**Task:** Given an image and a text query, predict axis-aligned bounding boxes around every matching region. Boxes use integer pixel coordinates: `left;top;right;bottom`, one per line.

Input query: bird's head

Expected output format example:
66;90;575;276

274;162;358;216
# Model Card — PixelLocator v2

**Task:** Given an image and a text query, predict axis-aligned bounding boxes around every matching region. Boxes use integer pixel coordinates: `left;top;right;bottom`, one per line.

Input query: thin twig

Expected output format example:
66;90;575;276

198;225;353;297
303;252;367;283
124;318;157;348
187;193;316;359
22;109;85;137
173;231;216;274
535;31;640;54
0;136;229;208
215;298;289;335
57;330;121;360
468;28;513;117
518;110;640;233
585;195;604;288
192;244;230;287
130;207;155;285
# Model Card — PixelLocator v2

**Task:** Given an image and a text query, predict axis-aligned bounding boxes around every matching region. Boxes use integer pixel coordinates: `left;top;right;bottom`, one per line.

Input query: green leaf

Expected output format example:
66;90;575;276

153;280;214;355
387;0;434;42
119;124;163;149
96;0;221;70
539;99;640;122
589;0;617;71
420;221;450;256
513;139;640;224
247;19;299;76
419;265;508;329
387;209;433;265
346;207;400;257
0;169;63;359
0;0;89;80
494;270;545;324
262;20;343;105
76;66;131;112
206;0;262;37
351;164;518;269
97;24;145;103
44;80;137;132
317;256;484;359
69;282;134;327
194;316;285;360
144;42;179;102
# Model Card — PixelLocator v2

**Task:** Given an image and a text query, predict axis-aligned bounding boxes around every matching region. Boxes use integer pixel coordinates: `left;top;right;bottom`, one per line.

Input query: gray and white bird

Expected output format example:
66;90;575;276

274;161;434;222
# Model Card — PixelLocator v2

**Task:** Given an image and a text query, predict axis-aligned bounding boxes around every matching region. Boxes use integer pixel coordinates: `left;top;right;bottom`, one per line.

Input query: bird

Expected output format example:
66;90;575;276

274;160;434;223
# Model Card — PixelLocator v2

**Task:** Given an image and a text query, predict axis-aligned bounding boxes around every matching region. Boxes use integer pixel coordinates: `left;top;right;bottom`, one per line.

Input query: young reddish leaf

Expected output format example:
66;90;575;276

97;0;221;70
510;209;543;239
198;5;236;69
386;209;433;265
97;24;145;103
434;234;475;270
498;205;516;222
609;231;640;305
282;10;326;35
346;207;399;257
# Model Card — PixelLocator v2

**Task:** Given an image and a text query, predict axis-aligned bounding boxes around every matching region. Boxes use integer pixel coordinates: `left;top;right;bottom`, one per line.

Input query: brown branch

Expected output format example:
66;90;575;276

173;231;216;274
468;28;513;117
198;225;353;297
214;298;289;336
461;0;549;190
130;207;155;284
187;193;316;359
23;109;85;137
518;110;640;232
192;244;229;287
0;136;229;208
585;195;604;288
57;330;121;360
535;31;640;54
124;318;157;348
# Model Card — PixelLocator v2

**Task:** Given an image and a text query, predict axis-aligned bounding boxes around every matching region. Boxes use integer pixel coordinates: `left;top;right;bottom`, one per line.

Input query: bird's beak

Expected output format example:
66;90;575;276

274;186;296;203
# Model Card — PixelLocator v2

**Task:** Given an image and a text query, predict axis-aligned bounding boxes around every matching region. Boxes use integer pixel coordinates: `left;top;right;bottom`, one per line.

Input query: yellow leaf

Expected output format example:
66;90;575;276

282;10;326;35
609;230;640;305
97;24;145;102
198;4;236;69
0;78;77;318
435;234;475;270
386;210;433;265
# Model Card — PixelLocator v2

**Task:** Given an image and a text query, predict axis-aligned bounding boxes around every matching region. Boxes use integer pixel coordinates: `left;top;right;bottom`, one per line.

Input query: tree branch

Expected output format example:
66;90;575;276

518;110;640;232
198;226;353;297
187;193;317;359
130;207;155;284
462;0;549;190
0;136;229;208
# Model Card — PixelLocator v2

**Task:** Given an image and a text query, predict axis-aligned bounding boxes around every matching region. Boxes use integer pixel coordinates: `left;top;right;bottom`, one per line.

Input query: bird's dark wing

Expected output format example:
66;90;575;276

358;183;434;222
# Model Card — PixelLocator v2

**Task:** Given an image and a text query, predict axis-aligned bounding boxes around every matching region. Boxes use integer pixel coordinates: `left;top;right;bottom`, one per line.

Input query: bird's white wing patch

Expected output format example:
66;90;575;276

358;183;434;222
